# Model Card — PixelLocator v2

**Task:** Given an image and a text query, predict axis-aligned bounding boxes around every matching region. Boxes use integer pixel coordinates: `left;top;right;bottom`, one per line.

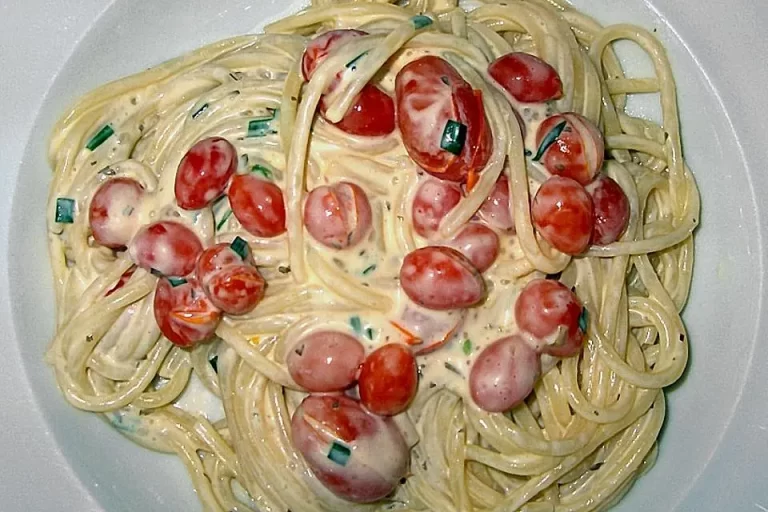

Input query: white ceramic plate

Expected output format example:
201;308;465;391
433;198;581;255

1;1;767;510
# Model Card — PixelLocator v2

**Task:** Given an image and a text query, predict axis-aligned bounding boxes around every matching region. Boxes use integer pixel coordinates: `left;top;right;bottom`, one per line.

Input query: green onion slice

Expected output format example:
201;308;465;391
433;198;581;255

215;209;233;232
461;339;472;356
411;15;433;29
365;327;375;341
247;109;279;138
532;120;567;161
440;120;467;155
361;264;377;276
350;316;363;335
191;103;209;119
55;197;76;224
327;441;351;466
230;236;250;260
86;124;115;151
168;277;188;287
251;164;273;180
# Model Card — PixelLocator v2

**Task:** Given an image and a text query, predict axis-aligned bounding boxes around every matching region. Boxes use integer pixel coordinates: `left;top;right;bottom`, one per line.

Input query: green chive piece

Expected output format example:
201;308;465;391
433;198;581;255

216;209;233;231
230;236;250;260
361;264;377;276
578;307;589;333
350;316;363;335
54;197;76;223
440;120;467;155
247;109;279;138
150;268;164;278
327;441;351;466
461;339;472;356
365;327;375;341
168;277;188;287
532;120;567;161
86;124;115;151
524;149;533;157
209;355;219;373
192;103;209;119
346;51;369;70
251;164;273;180
411;15;433;29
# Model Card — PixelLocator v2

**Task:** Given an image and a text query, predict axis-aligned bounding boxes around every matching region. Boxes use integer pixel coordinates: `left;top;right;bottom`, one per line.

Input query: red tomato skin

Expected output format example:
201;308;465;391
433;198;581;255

411;179;462;238
489;52;563;103
89;177;145;249
536;113;605;185
129;221;203;277
586;174;630;245
286;331;365;392
321;84;396;137
478;175;515;232
105;267;137;297
514;279;585;357
229;174;287;238
395;56;492;182
302;29;367;81
400;246;485;310
469;335;541;412
195;243;264;315
531;176;594;255
175;137;237;210
303;181;372;249
196;243;253;282
358;344;418;416
443;223;500;272
153;277;221;348
291;395;409;503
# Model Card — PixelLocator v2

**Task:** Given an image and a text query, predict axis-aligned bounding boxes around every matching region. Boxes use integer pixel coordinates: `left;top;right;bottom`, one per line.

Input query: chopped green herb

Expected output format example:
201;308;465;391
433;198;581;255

411;15;433;29
191;103;209;119
350;316;363;335
345;51;369;70
230;236;250;260
461;339;472;355
578;307;589;333
251;164;273;180
216;209;233;231
168;277;188;287
55;198;75;223
532;120;567;161
361;264;377;276
440;120;467;155
327;441;351;466
209;355;219;373
86;124;115;151
365;327;375;341
247;109;279;138
524;149;533;157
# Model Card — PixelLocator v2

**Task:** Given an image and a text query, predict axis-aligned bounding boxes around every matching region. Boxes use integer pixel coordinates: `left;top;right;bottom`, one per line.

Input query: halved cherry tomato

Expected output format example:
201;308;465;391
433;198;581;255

535;112;604;185
444;223;499;272
488;52;563;103
358;344;418;416
129;220;203;277
229;174;286;238
478;175;514;232
586;174;630;245
302;29;395;136
392;304;465;355
531;176;594;255
469;334;541;412
153;277;221;348
196;242;254;279
196;243;264;315
411;178;462;238
175;137;237;210
291;395;409;503
286;331;365;392
400;246;485;310
304;181;372;249
395;56;492;182
514;278;586;358
89;177;145;249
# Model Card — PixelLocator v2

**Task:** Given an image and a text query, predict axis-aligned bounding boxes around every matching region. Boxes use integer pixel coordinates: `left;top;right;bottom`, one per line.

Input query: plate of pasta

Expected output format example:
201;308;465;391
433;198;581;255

1;0;768;511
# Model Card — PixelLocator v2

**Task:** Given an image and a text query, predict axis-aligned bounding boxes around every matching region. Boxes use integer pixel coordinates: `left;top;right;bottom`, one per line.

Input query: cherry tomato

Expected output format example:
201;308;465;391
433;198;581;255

411;178;462;238
514;278;585;358
531;176;594;255
304;181;372;249
89;177;145;249
291;395;409;503
469;335;541;412
586;174;630;245
105;267;136;297
400;246;485;310
394;304;464;355
535;112;604;185
153;277;221;348
444;223;499;272
229;174;286;238
175;137;237;210
302;29;395;137
488;52;563;103
195;243;265;315
129;220;203;277
286;331;365;392
358;344;418;416
478;175;514;232
395;56;492;182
